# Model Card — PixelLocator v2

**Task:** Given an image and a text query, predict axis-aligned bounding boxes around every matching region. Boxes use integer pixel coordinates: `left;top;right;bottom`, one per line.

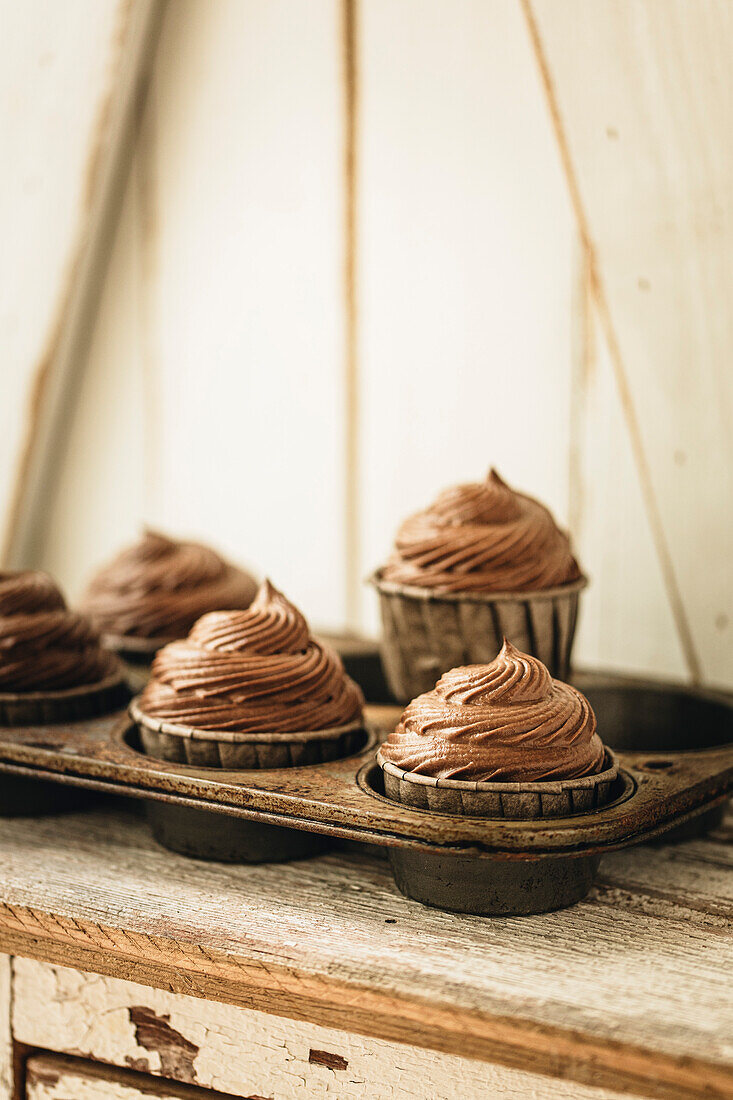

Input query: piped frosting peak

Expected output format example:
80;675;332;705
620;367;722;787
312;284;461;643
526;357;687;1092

186;580;309;655
379;640;604;782
381;468;581;593
81;530;258;641
436;641;553;706
138;580;364;734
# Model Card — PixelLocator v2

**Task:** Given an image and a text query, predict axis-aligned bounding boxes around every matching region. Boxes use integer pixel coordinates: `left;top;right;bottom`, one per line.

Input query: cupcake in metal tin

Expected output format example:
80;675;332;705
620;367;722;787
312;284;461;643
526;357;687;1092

131;580;365;767
371;468;586;700
81;530;258;677
377;640;617;819
0;571;129;725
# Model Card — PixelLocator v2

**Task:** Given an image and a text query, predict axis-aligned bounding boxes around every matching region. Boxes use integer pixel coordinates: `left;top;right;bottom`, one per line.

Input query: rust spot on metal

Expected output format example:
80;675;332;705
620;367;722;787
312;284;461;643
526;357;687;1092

129;1005;198;1082
309;1048;349;1071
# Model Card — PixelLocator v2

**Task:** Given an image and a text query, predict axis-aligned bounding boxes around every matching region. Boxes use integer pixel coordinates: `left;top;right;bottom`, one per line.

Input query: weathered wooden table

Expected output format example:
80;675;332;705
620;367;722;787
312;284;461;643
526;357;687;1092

0;801;729;1100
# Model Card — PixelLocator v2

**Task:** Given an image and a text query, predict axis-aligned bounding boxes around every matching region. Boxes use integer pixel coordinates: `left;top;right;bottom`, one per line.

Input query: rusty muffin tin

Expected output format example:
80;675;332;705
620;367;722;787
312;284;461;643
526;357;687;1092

0;668;730;915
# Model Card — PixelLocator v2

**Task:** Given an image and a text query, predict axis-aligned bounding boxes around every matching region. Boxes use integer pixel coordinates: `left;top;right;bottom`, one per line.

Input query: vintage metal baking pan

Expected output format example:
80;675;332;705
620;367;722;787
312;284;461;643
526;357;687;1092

0;670;729;916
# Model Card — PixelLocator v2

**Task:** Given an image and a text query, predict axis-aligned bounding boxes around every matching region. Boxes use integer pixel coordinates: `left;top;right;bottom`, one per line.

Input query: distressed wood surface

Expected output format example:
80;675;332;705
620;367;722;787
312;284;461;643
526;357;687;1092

525;0;733;688
16;963;643;1100
0;805;730;1099
0;955;9;1100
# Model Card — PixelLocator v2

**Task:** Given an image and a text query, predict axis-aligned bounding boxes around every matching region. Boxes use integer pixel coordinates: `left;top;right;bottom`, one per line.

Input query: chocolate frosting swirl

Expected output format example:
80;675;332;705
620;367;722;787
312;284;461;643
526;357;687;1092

0;571;117;692
82;531;258;640
138;580;364;733
381;469;581;593
379;640;604;781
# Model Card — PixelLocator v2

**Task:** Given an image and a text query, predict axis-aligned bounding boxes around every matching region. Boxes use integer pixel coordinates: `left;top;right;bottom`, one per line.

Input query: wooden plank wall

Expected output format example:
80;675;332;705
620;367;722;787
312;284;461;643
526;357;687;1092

3;0;730;689
524;0;733;686
356;0;576;627
41;0;348;626
0;0;162;568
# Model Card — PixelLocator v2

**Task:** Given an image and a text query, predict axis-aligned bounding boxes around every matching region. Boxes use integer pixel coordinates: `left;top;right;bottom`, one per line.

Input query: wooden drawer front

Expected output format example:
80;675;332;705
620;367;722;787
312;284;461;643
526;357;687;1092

12;960;649;1100
26;1053;234;1099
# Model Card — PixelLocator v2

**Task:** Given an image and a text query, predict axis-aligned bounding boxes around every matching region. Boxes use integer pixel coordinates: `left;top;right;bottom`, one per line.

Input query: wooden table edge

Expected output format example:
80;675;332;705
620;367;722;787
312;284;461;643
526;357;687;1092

0;902;730;1100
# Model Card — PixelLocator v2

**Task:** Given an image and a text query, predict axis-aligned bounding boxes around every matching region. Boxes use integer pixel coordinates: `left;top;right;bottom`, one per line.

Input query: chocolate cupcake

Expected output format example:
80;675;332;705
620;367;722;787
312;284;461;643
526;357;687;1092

371;468;586;699
378;640;616;818
81;531;258;674
131;580;365;767
0;571;129;725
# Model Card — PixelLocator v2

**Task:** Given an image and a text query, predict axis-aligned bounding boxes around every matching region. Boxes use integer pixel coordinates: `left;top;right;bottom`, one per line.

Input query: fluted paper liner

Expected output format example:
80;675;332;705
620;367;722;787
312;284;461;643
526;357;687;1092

377;748;618;819
130;698;364;768
0;667;130;726
371;572;587;702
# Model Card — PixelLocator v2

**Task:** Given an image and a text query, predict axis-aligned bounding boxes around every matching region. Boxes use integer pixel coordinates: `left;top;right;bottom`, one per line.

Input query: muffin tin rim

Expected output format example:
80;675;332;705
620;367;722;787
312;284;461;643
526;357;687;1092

0;711;728;853
0;673;730;854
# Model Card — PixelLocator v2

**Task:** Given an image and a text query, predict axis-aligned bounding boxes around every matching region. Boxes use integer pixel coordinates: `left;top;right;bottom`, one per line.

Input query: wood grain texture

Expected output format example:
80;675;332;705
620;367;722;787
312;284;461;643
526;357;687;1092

0;806;729;1099
0;0;163;570
37;154;148;594
572;299;688;682
16;963;643;1100
38;0;348;626
525;0;733;688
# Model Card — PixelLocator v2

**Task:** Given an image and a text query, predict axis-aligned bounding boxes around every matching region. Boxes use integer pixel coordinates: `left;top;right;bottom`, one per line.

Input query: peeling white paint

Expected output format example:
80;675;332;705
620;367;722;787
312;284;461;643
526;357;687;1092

14;959;643;1099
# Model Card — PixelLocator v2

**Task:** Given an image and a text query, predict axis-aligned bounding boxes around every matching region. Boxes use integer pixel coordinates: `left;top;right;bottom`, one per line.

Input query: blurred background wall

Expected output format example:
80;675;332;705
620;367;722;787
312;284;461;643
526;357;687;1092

1;0;731;688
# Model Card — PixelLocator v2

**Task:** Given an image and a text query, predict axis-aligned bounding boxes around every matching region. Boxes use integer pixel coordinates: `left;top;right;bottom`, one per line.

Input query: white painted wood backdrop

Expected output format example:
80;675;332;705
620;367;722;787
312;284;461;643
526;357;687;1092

1;0;731;688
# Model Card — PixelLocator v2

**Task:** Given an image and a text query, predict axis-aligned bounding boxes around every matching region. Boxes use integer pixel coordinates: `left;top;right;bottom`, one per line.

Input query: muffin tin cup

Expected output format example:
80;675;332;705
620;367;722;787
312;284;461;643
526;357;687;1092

131;698;367;860
0;668;130;727
388;848;602;917
579;673;733;841
377;751;619;914
371;572;587;701
377;751;619;819
0;669;130;817
145;800;332;863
